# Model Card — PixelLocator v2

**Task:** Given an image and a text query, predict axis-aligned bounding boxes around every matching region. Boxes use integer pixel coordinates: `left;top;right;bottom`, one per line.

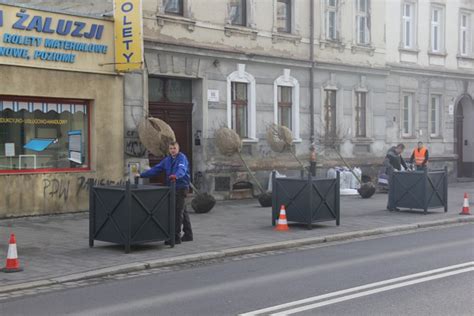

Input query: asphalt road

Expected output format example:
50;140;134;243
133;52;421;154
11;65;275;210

1;224;473;316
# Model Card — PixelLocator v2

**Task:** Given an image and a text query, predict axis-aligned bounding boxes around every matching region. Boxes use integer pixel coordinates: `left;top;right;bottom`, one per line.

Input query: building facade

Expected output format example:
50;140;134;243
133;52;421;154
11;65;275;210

133;0;474;199
0;2;124;217
1;0;473;217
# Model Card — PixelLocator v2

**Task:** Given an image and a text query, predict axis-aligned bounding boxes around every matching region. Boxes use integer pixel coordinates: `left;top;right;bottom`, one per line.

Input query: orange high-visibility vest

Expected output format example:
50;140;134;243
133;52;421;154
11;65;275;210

413;147;427;166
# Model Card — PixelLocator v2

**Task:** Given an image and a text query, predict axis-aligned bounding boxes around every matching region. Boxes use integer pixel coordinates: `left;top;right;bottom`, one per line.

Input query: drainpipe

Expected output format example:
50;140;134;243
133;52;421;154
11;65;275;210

309;0;316;176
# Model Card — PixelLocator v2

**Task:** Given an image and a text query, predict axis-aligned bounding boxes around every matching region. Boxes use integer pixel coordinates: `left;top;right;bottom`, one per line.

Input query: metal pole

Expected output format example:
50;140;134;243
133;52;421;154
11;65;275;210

237;152;265;194
309;0;316;177
309;0;315;144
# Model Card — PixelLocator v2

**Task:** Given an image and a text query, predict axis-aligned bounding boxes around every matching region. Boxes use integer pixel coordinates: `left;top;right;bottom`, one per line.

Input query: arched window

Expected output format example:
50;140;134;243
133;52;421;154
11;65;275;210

273;69;300;141
227;64;257;140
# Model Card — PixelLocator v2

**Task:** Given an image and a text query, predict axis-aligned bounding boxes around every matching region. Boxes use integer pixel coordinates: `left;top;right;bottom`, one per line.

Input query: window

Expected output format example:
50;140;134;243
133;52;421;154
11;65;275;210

277;0;291;33
326;0;338;40
227;64;256;140
430;95;440;137
274;69;300;140
460;13;470;56
148;78;192;103
355;92;367;137
0;97;89;171
402;94;413;137
324;90;337;137
356;0;370;45
402;3;415;49
431;7;443;52
229;0;247;26
164;0;183;15
278;86;292;129
231;82;248;138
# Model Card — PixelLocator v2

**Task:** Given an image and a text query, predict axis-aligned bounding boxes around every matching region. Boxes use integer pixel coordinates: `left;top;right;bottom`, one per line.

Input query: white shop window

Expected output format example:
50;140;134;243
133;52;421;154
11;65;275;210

0;97;90;172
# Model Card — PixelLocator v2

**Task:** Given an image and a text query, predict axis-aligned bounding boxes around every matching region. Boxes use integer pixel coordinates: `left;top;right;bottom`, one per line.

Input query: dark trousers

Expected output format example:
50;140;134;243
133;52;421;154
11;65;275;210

175;189;193;240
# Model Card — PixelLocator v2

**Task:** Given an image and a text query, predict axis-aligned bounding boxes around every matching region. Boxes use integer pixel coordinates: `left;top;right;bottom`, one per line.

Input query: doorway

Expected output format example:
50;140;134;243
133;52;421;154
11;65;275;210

148;77;193;184
455;94;474;178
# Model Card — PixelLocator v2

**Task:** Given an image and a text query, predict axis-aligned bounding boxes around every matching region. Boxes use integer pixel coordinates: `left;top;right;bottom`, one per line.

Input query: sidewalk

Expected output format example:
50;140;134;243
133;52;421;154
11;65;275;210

1;182;473;290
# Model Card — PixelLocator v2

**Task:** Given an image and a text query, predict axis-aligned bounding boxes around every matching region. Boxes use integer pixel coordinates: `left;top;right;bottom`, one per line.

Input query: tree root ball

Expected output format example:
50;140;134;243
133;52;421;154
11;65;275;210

215;127;242;156
358;183;376;199
258;192;273;207
191;193;216;214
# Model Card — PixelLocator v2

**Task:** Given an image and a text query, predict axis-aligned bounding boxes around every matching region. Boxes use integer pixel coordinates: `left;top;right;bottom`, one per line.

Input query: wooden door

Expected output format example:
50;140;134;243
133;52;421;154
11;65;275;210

148;102;193;184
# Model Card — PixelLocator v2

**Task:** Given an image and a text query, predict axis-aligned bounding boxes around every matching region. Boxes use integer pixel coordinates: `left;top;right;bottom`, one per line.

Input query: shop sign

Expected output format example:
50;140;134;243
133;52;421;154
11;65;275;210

114;0;143;72
0;4;115;73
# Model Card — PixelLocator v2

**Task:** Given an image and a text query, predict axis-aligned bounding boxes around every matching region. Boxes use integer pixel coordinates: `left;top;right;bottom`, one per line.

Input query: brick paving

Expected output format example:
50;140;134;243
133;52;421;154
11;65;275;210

0;182;472;287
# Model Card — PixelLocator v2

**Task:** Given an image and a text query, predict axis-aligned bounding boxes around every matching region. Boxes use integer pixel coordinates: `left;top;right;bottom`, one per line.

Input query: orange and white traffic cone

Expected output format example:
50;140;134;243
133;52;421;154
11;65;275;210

460;193;471;215
2;233;23;273
275;205;289;231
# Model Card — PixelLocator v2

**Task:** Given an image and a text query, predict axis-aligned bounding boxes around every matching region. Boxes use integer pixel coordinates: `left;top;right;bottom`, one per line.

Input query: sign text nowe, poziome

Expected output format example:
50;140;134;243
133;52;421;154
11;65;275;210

0;4;115;73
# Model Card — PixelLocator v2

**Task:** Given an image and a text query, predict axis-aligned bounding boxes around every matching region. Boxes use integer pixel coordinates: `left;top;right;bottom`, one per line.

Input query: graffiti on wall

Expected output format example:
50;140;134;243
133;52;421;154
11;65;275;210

43;176;126;201
125;130;147;157
43;179;70;201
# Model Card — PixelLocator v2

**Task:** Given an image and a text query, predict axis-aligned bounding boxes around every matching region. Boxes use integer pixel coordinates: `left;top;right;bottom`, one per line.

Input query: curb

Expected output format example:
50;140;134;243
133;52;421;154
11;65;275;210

1;216;473;294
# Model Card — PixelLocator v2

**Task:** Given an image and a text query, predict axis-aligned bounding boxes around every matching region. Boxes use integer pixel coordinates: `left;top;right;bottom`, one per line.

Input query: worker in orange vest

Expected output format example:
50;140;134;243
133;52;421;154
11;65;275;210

409;141;429;170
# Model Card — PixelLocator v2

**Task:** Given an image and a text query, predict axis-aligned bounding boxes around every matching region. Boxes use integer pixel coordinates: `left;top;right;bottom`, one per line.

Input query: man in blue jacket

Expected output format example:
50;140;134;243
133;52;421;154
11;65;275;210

139;141;193;244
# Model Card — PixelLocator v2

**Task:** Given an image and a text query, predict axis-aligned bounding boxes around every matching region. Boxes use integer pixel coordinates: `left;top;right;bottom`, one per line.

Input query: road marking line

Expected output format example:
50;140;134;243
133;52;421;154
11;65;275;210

240;261;474;316
271;267;474;315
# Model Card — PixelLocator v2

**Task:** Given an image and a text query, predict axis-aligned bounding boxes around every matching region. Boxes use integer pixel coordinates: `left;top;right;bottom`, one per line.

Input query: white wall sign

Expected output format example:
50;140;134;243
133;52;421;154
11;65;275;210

448;103;454;115
207;89;219;102
5;143;15;157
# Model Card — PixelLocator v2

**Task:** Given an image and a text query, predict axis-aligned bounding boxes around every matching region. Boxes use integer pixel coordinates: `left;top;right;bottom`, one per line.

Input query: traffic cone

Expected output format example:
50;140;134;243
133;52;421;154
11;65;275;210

460;193;471;215
275;205;289;231
2;233;23;273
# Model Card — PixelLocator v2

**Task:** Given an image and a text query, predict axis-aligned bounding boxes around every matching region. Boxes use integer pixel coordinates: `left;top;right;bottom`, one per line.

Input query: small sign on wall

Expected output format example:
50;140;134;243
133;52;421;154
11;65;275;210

207;89;219;102
5;143;15;157
448;103;454;115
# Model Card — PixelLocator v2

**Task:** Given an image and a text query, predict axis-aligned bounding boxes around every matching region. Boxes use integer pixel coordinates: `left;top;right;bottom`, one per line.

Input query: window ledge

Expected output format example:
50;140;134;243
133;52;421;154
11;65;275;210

351;44;375;56
271;32;302;45
429;135;443;140
350;137;374;144
224;25;258;40
398;47;420;55
319;39;346;52
242;138;259;143
156;14;196;31
428;50;447;57
402;135;417;139
292;138;303;144
457;54;474;61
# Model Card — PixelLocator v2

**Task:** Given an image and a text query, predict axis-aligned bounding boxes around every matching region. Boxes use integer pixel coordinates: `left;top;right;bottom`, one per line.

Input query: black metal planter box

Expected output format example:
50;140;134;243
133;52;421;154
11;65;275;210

89;182;175;253
388;167;448;214
272;171;340;229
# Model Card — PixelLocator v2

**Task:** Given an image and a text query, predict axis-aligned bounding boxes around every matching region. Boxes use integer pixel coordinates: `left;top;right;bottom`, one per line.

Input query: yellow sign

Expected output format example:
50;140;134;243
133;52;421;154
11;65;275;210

114;0;143;72
0;4;115;74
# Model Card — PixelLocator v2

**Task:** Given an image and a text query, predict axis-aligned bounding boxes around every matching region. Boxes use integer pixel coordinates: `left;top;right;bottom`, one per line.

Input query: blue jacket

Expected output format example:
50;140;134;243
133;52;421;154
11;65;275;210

140;153;190;189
